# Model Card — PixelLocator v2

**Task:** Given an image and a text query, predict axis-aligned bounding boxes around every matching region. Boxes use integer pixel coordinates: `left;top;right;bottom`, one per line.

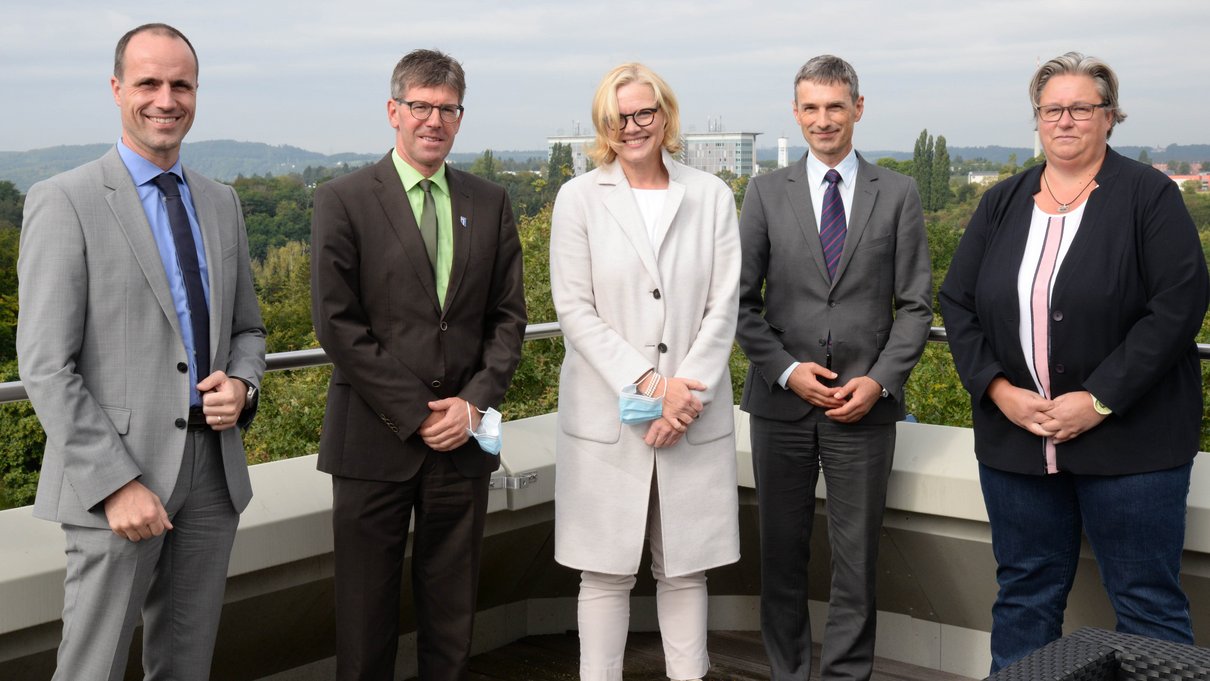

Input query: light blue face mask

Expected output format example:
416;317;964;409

466;404;503;455
619;382;663;425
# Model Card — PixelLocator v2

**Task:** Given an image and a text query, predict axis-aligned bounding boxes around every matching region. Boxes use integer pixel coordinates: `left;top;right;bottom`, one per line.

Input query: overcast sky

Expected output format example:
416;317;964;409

2;0;1206;157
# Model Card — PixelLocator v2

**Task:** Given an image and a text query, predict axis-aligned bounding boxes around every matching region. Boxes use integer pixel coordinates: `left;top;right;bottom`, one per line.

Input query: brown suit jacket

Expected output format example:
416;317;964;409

311;153;526;481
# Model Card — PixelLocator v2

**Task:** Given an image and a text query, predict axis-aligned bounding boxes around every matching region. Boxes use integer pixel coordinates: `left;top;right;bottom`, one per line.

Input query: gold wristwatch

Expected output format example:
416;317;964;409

1090;394;1112;416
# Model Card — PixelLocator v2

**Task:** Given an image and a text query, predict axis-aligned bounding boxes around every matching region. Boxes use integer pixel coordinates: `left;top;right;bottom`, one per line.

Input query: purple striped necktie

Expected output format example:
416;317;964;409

820;168;846;280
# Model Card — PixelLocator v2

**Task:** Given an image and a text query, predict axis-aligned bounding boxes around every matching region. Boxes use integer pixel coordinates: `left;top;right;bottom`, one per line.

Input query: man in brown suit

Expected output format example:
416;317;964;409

310;49;526;681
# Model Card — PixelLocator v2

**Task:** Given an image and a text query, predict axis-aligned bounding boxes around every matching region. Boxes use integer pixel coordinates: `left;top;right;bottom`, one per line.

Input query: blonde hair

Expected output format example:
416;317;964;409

587;63;682;166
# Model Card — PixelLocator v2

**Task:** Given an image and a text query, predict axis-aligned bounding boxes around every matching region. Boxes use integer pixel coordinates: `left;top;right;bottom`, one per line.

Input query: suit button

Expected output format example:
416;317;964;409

652;289;661;300
828;300;837;308
175;418;187;429
440;321;448;331
431;380;442;388
177;362;188;373
1054;364;1065;374
1051;310;1064;321
658;343;668;353
818;339;827;347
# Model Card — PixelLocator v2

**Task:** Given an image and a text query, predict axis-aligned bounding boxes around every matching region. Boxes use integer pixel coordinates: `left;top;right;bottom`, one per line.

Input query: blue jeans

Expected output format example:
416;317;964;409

978;461;1194;672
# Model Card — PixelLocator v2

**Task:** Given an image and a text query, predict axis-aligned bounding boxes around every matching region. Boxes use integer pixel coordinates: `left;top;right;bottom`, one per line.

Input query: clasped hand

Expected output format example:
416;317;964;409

644;377;706;448
787;363;883;423
419;397;481;451
988;378;1106;443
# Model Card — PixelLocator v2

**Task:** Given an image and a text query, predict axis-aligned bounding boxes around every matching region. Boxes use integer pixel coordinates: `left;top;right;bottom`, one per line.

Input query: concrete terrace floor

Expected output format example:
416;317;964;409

405;630;979;680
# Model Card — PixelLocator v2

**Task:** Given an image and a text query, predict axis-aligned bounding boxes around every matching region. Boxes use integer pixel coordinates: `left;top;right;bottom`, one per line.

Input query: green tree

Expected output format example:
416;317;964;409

0;227;19;362
930;135;952;211
1176;161;1192;175
876;157;913;175
912;130;934;210
0;181;24;229
544;143;575;205
0;360;45;508
500;205;563;420
470;149;500;183
1001;153;1019;176
1137;148;1152;165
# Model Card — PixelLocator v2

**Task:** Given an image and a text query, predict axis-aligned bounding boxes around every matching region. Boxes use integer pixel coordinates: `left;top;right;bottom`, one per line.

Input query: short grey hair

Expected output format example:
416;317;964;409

1030;51;1126;137
794;55;860;103
390;49;466;103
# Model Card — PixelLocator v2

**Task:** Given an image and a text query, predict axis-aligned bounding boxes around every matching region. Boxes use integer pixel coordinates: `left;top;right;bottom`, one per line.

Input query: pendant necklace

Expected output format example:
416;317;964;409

1042;170;1096;213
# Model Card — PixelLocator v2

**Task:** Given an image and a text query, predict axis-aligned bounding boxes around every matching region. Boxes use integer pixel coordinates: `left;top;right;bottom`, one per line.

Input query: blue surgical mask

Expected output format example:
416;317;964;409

619;383;663;425
466;404;503;455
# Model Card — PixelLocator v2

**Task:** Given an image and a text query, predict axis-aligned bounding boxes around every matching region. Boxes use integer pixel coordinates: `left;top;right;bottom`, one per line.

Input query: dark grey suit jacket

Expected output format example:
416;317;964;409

310;154;527;482
736;153;933;424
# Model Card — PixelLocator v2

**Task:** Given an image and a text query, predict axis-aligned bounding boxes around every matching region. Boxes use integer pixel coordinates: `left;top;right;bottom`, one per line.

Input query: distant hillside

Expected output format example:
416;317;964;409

0;141;381;191
6;140;1207;191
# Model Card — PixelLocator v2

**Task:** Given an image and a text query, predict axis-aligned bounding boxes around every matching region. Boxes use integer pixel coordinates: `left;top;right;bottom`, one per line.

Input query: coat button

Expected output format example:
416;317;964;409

431;380;442;388
440;321;448;331
1051;310;1064;321
175;418;187;429
1054;364;1065;374
818;338;827;346
658;343;668;353
652;289;661;300
828;300;837;308
177;362;188;373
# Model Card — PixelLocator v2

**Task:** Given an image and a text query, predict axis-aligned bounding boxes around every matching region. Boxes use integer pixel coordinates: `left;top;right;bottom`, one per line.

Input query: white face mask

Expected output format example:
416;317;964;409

466;403;502;455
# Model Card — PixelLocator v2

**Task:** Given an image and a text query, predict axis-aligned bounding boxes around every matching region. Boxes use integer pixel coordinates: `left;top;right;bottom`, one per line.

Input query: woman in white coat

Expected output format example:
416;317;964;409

549;63;741;681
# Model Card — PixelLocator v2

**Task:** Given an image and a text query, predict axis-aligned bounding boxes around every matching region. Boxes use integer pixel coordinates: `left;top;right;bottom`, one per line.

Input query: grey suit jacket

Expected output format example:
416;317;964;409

17;147;266;528
736;153;932;424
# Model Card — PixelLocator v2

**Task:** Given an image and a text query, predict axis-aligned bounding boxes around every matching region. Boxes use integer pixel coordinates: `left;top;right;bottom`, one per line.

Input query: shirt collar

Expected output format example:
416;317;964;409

806;148;859;188
392;149;448;195
116;139;186;186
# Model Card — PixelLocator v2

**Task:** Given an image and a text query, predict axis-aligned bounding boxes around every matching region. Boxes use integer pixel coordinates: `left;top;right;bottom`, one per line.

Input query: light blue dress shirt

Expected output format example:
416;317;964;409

778;149;860;389
116;141;211;406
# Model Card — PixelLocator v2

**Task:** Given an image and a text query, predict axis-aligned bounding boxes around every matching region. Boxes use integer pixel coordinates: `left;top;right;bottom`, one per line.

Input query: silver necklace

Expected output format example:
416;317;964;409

1042;170;1096;213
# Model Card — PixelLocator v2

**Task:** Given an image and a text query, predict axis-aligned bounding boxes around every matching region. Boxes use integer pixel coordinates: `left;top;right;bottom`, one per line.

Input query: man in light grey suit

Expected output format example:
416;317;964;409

16;23;265;681
735;55;932;681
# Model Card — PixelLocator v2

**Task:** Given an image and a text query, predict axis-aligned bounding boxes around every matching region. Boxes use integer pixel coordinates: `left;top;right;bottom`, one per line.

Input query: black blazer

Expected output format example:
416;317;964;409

311;154;527;481
939;148;1208;475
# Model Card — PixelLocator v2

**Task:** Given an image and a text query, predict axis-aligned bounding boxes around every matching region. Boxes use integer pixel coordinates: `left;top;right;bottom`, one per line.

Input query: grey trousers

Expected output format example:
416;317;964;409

53;429;239;681
750;412;895;681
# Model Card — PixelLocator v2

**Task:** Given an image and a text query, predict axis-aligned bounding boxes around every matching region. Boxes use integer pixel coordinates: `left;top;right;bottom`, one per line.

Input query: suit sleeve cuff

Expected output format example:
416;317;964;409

777;362;799;390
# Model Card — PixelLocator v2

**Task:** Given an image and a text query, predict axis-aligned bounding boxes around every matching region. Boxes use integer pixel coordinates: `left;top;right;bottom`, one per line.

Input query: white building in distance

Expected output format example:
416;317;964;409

547;131;762;177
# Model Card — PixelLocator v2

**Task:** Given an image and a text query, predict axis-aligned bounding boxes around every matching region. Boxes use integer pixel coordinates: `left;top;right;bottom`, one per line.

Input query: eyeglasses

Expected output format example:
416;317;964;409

1036;102;1111;122
610;106;659;130
395;99;464;123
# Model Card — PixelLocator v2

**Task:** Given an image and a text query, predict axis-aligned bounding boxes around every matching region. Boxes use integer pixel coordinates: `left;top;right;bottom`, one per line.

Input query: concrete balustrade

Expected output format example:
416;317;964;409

1;410;1207;680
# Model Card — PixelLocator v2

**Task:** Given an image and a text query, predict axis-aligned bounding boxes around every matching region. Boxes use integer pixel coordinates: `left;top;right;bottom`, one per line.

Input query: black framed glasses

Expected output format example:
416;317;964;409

395;99;464;123
610;106;659;130
1036;102;1110;122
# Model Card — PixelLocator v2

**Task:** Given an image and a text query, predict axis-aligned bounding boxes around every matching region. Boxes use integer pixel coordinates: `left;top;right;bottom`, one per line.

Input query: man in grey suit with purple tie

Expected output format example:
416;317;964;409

736;55;932;681
17;23;265;681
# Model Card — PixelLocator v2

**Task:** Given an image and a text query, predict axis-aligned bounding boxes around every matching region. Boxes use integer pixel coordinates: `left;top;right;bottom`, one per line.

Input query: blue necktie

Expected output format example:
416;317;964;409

152;172;210;381
820;168;846;280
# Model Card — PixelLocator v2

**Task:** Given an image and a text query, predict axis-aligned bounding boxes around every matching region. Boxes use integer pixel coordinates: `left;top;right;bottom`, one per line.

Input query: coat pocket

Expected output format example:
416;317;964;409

101;405;131;435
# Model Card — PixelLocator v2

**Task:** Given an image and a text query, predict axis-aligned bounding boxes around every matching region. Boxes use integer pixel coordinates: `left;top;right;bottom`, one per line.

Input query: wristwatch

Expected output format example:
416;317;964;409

1090;394;1112;415
236;377;258;405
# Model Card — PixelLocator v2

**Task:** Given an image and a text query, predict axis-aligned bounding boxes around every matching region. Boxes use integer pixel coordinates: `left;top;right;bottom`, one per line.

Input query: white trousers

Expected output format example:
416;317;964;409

577;479;709;681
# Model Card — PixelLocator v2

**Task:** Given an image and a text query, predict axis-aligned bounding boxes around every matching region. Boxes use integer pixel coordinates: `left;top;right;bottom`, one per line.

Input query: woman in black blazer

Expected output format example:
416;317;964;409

940;52;1208;672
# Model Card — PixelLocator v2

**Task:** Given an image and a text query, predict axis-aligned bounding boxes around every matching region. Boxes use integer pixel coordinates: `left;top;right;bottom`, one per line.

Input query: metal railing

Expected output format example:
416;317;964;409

2;323;1208;405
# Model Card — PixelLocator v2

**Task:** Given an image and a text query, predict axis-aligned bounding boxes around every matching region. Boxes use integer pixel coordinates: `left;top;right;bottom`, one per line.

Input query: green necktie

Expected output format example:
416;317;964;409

418;179;438;270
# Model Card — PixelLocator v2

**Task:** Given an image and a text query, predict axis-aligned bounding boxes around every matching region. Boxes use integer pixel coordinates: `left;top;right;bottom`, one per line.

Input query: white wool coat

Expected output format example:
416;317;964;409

549;152;741;578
